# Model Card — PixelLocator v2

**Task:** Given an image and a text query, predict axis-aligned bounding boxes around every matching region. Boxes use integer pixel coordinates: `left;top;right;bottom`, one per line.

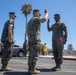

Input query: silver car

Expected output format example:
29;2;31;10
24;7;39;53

13;45;24;57
0;44;24;57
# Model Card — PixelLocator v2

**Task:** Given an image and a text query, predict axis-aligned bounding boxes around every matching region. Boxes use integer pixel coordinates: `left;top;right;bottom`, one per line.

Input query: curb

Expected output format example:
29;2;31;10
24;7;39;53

39;55;76;61
51;56;76;61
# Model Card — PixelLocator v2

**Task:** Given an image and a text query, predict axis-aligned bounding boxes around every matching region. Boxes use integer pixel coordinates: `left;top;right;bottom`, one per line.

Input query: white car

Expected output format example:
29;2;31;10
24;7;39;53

0;45;24;57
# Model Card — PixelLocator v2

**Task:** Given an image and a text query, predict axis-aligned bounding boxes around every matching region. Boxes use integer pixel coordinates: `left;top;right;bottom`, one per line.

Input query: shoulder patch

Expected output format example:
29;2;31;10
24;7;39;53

9;19;13;23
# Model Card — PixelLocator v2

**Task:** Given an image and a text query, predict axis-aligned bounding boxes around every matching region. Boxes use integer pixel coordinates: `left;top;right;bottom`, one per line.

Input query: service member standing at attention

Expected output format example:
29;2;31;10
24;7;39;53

47;14;67;71
26;9;48;74
1;12;16;71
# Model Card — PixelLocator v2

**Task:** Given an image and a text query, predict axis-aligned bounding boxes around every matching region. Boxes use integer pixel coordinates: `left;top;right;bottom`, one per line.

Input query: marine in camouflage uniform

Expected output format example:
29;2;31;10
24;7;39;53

1;12;16;71
26;9;48;74
47;14;67;71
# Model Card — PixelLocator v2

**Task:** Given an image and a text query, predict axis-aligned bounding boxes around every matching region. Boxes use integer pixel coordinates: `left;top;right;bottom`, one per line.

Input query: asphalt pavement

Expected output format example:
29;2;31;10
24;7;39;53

0;56;76;75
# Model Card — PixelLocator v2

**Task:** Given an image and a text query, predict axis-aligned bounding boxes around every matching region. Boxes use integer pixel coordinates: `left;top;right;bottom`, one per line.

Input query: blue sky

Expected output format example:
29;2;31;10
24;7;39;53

0;0;76;50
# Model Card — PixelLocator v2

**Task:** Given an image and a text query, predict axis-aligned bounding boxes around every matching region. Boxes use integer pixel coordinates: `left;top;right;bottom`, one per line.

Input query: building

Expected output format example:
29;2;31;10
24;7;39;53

48;48;76;56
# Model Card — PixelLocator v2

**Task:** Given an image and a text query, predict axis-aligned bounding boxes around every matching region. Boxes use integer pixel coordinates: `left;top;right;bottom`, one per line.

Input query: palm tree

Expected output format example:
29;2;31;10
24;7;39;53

21;4;32;56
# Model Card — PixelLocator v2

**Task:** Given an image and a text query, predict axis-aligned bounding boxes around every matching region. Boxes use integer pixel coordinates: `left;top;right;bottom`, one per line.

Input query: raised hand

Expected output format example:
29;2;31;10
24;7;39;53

44;9;48;14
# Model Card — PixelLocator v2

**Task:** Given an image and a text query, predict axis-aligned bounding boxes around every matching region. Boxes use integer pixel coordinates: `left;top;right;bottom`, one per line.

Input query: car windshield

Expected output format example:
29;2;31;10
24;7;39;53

14;45;19;47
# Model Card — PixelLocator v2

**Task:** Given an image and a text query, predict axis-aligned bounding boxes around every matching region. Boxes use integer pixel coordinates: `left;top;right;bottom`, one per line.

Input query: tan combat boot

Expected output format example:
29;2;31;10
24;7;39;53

28;66;40;74
1;65;13;71
55;64;61;71
51;64;57;71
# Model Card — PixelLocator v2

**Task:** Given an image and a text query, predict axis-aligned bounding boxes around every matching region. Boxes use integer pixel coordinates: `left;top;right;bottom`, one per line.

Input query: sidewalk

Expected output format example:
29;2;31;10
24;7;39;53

39;55;76;60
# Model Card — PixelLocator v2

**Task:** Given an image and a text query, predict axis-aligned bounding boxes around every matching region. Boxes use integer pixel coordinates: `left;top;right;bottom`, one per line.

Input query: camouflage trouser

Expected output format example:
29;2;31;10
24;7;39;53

28;41;40;66
1;41;13;66
52;40;64;65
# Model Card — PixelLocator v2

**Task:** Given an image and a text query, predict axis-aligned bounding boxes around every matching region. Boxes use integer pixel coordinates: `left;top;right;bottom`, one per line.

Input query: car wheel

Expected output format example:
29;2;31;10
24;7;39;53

18;51;24;57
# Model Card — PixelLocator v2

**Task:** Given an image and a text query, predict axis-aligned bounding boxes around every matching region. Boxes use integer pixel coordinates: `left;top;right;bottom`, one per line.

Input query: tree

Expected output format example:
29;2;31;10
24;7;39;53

67;44;74;50
21;4;32;56
21;4;32;42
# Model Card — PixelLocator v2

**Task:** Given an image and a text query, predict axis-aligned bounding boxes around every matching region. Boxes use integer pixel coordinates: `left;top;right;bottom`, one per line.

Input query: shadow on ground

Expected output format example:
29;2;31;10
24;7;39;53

0;68;56;75
37;68;56;72
3;72;32;75
0;69;32;75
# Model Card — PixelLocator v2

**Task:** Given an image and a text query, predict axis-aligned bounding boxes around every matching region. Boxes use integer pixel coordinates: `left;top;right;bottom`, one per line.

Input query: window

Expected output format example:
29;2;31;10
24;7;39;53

14;45;19;47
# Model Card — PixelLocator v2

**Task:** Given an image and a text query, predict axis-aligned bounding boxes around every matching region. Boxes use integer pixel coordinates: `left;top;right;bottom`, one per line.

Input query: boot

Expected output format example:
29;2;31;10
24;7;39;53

28;66;40;74
51;64;57;70
55;64;61;71
1;65;13;71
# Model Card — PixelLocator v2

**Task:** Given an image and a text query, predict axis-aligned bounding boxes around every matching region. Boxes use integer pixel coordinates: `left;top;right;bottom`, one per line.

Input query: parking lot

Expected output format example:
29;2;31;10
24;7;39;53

0;45;24;57
0;57;76;75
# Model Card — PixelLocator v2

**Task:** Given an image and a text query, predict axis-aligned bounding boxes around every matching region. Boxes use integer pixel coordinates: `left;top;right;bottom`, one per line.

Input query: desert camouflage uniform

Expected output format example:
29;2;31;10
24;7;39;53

51;21;66;64
26;17;41;66
1;19;14;67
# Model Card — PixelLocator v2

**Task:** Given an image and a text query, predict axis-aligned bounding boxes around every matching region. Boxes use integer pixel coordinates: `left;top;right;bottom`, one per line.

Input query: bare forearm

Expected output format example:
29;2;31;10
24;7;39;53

41;9;48;23
47;22;50;31
44;12;48;20
47;19;52;31
64;30;67;40
64;28;67;41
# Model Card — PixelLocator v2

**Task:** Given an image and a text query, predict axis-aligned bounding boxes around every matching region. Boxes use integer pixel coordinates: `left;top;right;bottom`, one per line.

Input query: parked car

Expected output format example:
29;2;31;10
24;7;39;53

0;44;24;57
